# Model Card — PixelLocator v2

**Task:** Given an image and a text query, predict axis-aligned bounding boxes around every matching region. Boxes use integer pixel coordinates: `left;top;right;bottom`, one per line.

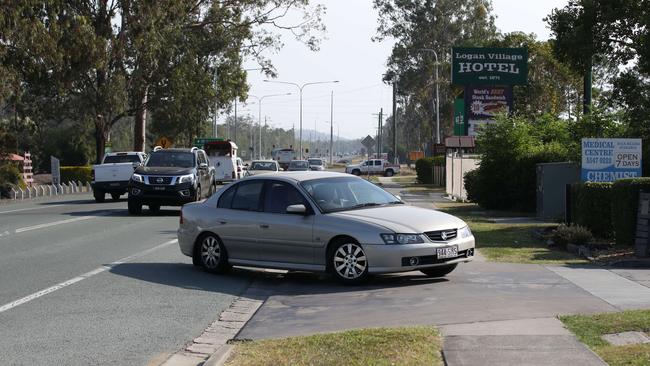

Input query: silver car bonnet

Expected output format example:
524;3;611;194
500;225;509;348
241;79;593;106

328;205;466;234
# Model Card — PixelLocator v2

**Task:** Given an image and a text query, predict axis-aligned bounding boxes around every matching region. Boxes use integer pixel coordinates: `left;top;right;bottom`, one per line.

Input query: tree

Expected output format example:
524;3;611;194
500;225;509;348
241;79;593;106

374;0;499;151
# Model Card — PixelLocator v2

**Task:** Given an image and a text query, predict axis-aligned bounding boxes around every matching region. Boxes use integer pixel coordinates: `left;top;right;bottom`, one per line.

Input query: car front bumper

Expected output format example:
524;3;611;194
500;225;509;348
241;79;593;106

362;236;475;274
128;181;197;206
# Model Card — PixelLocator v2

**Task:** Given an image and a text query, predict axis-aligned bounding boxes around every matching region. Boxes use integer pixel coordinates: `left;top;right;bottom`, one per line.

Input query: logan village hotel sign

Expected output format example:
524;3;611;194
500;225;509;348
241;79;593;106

451;47;528;136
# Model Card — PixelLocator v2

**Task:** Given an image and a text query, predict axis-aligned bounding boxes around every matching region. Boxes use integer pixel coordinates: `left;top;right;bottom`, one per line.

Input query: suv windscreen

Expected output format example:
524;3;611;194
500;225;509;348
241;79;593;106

145;152;195;168
290;161;309;169
250;162;277;171
308;159;323;166
104;155;141;164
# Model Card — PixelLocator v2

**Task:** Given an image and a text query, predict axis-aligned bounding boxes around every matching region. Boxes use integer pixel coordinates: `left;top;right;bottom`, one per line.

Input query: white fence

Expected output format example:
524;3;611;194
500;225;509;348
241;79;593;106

446;153;480;201
2;181;92;201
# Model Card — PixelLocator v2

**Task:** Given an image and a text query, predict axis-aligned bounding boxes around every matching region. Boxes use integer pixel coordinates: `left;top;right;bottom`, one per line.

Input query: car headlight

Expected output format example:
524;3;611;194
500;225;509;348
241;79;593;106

459;225;472;238
131;173;144;183
178;174;195;184
381;233;425;245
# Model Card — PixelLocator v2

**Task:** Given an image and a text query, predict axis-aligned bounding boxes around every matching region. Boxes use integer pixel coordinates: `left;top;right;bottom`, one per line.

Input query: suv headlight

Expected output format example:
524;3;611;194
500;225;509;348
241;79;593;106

459;225;472;238
131;173;144;183
178;174;195;184
381;233;424;245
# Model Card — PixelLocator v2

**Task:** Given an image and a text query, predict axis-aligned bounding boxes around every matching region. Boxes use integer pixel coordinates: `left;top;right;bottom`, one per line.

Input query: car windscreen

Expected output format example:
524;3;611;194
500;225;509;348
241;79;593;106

145;152;195;168
290;161;309;168
250;162;276;171
103;155;141;164
300;177;402;213
308;159;323;166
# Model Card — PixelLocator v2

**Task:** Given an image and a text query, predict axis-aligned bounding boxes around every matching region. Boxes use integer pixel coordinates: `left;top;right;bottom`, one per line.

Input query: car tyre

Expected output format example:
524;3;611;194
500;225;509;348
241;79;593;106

329;240;369;285
93;189;105;203
195;234;230;274
420;264;457;277
149;204;160;213
128;198;142;215
351;169;361;176
111;193;121;201
195;186;201;202
385;169;394;177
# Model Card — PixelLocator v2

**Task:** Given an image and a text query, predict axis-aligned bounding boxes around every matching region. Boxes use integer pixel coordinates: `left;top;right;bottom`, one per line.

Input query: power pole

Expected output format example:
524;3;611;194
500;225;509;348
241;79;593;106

377;108;383;158
392;83;397;164
330;91;334;165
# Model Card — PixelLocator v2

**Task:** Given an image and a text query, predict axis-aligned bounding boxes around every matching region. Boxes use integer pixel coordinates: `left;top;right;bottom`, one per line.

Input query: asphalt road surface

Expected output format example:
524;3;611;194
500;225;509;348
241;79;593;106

0;194;251;366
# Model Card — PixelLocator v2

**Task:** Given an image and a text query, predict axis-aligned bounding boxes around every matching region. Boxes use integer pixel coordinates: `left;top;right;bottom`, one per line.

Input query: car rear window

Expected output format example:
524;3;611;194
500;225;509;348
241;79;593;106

103;155;141;164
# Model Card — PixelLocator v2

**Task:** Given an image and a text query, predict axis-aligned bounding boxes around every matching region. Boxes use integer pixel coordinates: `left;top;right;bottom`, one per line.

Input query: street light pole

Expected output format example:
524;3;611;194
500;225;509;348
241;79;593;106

264;79;339;159
249;92;291;159
416;48;440;149
330;91;334;165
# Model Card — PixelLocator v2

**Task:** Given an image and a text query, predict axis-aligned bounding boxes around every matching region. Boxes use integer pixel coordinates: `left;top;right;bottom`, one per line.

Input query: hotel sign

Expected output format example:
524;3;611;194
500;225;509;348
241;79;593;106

452;47;528;85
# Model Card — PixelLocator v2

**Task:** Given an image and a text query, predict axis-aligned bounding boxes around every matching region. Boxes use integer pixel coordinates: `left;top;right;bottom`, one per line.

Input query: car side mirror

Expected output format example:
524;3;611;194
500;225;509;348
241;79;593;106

395;195;402;201
244;163;249;167
199;163;208;169
286;204;307;215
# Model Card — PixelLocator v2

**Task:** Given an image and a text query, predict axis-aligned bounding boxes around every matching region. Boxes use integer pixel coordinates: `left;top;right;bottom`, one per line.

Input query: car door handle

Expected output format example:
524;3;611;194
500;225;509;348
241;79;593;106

219;220;227;225
260;224;269;229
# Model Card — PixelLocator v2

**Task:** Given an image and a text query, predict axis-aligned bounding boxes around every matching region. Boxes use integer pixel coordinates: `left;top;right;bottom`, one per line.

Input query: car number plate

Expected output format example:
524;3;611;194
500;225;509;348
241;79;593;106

154;186;165;191
436;245;458;259
110;183;120;187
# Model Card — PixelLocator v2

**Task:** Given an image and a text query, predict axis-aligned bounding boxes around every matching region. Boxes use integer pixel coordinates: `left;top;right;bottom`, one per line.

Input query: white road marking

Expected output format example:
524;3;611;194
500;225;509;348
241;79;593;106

0;204;64;214
14;216;96;233
0;239;178;314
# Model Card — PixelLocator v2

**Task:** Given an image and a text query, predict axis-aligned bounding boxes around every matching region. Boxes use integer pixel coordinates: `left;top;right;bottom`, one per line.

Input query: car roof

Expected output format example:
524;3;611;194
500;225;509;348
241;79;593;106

241;171;350;183
152;148;198;153
251;160;277;163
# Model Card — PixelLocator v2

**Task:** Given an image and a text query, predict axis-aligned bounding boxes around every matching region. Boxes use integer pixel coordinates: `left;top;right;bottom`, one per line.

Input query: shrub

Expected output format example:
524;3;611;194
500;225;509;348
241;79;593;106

553;224;594;247
611;178;650;246
60;166;92;184
571;182;614;238
415;157;445;184
0;163;24;198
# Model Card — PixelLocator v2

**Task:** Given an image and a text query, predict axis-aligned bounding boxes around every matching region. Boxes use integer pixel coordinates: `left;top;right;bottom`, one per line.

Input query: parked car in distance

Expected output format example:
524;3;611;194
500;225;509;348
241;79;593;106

288;160;310;171
308;158;326;171
128;147;215;214
345;159;400;177
92;152;146;202
178;172;475;284
244;160;280;176
336;158;351;165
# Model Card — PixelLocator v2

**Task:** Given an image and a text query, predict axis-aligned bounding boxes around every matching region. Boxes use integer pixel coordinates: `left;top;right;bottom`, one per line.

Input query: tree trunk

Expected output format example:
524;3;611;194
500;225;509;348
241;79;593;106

133;86;149;152
95;118;108;164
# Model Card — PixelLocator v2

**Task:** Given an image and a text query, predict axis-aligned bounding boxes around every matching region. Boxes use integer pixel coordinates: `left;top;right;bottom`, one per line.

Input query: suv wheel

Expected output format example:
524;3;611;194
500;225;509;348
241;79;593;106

111;193;121;201
351;169;361;176
385;169;394;177
149;204;160;213
195;186;201;201
93;189;105;203
128;198;142;215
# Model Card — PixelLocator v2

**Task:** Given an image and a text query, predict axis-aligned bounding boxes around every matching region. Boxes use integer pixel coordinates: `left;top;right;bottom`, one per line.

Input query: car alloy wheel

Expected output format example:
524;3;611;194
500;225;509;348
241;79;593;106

200;235;221;270
333;243;368;281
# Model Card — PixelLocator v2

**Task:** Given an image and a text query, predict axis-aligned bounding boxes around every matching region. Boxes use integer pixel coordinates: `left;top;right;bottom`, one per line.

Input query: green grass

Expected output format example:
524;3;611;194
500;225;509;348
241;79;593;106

560;310;650;366
436;200;587;265
225;327;443;366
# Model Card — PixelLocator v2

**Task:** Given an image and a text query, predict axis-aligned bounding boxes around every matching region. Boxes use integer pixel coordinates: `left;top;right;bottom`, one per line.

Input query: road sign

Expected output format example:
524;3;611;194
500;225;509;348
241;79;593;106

156;136;172;148
361;135;375;150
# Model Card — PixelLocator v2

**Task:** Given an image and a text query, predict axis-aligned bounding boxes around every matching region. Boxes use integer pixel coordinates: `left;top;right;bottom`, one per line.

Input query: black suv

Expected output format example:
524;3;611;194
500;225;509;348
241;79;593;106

128;147;215;214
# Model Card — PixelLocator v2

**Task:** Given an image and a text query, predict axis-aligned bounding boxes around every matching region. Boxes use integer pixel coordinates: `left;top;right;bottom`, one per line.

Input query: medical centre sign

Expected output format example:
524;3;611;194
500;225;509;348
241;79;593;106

581;138;642;182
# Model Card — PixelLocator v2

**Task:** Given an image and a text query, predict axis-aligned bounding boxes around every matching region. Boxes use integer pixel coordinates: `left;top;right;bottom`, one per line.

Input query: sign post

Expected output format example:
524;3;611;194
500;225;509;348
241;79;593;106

581;138;642;182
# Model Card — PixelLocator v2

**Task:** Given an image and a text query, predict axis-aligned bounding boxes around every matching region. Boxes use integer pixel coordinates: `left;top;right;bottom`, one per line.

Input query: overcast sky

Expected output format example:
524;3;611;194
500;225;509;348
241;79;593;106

227;0;569;140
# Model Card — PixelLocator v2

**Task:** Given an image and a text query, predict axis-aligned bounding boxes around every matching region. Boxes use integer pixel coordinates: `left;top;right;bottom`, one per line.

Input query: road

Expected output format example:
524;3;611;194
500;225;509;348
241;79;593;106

0;194;250;366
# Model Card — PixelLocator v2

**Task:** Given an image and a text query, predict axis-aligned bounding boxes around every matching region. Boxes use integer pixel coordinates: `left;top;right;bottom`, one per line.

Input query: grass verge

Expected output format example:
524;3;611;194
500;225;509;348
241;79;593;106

225;327;443;366
560;310;650;366
436;200;587;265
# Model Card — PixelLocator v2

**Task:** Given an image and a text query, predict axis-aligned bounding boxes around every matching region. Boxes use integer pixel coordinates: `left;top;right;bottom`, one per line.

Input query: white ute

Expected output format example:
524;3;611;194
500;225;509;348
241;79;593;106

345;159;400;177
92;152;146;202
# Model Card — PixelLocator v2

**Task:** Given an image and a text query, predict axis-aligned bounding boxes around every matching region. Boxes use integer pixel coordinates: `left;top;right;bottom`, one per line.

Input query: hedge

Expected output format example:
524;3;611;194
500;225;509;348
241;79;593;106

60;166;92;184
415;157;445;184
611;178;650;246
570;182;613;239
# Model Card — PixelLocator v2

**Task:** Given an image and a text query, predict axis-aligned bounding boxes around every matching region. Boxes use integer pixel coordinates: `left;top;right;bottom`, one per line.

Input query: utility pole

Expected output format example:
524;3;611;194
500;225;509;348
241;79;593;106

233;99;237;141
392;82;397;164
329;91;334;165
213;67;218;138
377;108;383;158
292;124;295;149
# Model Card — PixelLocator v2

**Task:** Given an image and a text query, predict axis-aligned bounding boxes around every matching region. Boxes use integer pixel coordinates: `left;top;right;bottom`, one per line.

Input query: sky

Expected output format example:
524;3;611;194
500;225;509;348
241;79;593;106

224;0;569;140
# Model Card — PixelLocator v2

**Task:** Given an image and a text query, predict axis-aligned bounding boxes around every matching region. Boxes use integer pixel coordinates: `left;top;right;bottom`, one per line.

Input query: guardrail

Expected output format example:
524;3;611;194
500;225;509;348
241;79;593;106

2;181;92;201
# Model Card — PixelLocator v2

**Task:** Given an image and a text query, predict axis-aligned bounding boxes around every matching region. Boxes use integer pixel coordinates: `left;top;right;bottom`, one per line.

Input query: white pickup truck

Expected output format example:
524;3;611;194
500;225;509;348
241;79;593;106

345;159;400;177
92;152;146;202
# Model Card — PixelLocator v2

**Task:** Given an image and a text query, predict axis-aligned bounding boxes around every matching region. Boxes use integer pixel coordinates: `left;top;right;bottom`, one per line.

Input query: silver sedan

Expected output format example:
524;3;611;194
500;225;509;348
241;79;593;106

178;172;475;284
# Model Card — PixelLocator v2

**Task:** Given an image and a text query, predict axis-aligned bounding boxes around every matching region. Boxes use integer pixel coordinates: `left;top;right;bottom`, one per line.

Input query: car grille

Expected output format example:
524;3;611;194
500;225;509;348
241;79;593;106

146;176;174;185
425;229;457;242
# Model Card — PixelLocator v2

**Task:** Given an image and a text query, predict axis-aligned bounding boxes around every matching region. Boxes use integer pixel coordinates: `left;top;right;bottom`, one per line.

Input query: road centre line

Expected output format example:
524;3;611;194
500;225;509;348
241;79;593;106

14;216;96;233
0;239;178;314
0;204;64;214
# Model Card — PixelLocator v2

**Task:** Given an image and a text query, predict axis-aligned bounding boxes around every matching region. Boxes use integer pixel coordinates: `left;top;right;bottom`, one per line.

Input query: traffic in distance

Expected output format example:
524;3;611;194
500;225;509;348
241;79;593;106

89;139;475;284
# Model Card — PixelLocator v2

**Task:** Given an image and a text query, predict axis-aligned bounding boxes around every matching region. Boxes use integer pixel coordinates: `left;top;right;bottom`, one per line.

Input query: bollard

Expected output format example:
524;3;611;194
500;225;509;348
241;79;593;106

11;188;18;200
18;187;25;200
